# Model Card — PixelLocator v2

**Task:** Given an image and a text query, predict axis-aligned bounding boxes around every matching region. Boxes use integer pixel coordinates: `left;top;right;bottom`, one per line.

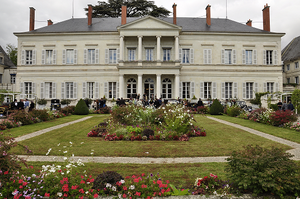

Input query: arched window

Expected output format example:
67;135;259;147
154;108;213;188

127;78;137;98
162;78;172;99
144;78;155;99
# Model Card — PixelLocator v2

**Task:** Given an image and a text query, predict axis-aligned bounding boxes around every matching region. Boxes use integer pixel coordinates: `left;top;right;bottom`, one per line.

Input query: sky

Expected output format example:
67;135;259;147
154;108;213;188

0;0;299;52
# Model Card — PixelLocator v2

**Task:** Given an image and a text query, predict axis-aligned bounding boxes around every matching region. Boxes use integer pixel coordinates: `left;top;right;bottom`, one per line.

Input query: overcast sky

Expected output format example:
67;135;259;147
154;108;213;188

0;0;299;52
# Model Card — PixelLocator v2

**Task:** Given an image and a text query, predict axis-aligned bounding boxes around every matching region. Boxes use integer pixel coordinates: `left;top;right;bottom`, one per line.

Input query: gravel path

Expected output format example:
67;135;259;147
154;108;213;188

16;116;300;163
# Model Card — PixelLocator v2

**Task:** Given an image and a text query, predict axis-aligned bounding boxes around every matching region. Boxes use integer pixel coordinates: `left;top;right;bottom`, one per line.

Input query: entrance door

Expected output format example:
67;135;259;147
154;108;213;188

144;78;155;100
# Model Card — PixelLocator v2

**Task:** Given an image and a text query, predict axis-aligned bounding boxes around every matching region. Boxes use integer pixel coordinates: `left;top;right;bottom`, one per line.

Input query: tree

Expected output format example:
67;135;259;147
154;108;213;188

291;89;300;113
86;0;171;18
5;44;17;66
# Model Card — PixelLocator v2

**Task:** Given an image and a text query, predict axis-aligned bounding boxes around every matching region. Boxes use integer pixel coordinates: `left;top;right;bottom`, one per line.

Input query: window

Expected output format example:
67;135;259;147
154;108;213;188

296;77;299;84
65;82;74;98
109;49;117;63
245;82;253;99
182;82;190;99
287;78;290;84
45;50;53;64
10;74;16;84
128;48;136;61
87;82;94;98
296;62;299;69
87;49;95;64
287;64;290;71
282;65;285;72
204;82;212;99
163;49;171;61
162;78;172;99
145;48;153;61
245;50;252;64
109;82;117;98
266;82;274;93
41;82;56;99
203;49;212;64
0;74;2;83
224;49;232;64
127;78;137;98
26;50;33;65
225;82;233;99
66;49;74;64
182;49;190;63
25;82;33;98
0;56;3;64
266;50;273;65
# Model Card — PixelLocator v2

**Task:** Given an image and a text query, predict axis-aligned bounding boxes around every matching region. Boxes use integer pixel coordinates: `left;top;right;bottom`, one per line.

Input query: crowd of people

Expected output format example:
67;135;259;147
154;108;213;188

11;99;35;112
277;100;294;111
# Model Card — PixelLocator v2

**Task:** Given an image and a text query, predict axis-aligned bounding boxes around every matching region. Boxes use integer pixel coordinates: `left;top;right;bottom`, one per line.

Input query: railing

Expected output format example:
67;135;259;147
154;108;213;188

0;83;16;91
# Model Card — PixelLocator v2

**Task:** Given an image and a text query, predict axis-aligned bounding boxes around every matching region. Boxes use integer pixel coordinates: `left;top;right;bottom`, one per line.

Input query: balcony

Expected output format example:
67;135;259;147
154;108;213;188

118;60;180;69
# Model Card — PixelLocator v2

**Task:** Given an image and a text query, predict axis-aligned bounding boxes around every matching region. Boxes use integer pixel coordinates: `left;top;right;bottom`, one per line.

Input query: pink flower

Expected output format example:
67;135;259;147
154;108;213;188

94;194;99;198
44;193;50;197
123;186;127;191
123;194;127;198
135;192;141;196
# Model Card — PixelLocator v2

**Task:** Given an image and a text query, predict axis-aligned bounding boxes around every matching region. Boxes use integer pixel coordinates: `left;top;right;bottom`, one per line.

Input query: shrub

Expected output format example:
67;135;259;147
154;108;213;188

226;105;242;117
142;129;154;138
74;99;89;115
37;98;47;105
30;109;51;121
8;110;34;125
61;99;71;105
197;106;208;114
269;110;297;126
269;104;278;111
92;171;123;191
60;105;75;115
209;99;223;115
248;108;271;124
98;106;110;114
226;145;300;197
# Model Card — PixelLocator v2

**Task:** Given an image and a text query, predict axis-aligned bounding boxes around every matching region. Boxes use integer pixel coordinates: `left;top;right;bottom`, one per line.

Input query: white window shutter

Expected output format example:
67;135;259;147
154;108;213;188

95;49;99;64
82;82;87;98
74;49;77;64
275;82;279;92
203;49;207;64
253;50;257;65
84;49;87;64
117;48;120;63
263;50;266;65
53;50;57;65
32;83;36;97
243;83;246;99
254;82;258;93
52;82;56;99
274;50;278;65
232;49;236;64
179;82;182;99
190;81;195;98
208;49;212;64
117;81;119;98
42;50;45;65
41;82;44;99
179;48;182;63
21;50;25;65
200;82;204;98
104;82;108;98
221;49;225;64
233;82;238;98
263;82;267;99
32;50;36;65
73;82;77;99
62;50;66;64
212;82;217;99
221;82;225;99
95;82;99;99
105;49;109;64
61;82;65;99
20;82;24;99
190;49;194;64
242;50;246;64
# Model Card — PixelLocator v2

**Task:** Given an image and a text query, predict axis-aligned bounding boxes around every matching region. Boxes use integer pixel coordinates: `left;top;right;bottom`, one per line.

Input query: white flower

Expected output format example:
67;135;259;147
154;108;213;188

57;192;62;197
64;157;67;160
81;142;84;144
57;143;60;146
129;185;135;190
63;151;68;153
69;141;72;144
120;179;125;184
112;186;117;191
106;183;112;188
90;152;94;155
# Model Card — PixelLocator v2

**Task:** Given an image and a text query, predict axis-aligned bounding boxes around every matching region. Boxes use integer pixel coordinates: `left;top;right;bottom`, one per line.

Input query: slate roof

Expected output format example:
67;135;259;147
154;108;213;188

0;46;16;69
281;36;300;63
17;17;275;34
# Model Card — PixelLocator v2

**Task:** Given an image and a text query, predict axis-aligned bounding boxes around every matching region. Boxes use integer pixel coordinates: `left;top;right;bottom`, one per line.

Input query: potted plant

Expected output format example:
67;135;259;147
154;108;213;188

191;95;198;104
37;98;47;109
61;99;71;108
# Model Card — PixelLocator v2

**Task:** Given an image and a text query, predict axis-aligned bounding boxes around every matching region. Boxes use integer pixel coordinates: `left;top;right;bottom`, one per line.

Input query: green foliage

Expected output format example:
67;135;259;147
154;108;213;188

84;98;92;105
292;89;300;113
169;184;189;196
86;0;171;18
226;145;300;198
5;44;17;66
61;99;71;105
269;104;278;111
126;126;142;134
142;128;154;138
209;99;223;115
60;105;75;115
30;109;52;121
250;92;269;107
226;105;242;117
74;99;89;115
37;98;47;105
92;171;123;191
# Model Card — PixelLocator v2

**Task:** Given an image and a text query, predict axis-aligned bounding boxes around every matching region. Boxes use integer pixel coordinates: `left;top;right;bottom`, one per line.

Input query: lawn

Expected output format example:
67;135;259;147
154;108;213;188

209;114;300;144
12;114;291;157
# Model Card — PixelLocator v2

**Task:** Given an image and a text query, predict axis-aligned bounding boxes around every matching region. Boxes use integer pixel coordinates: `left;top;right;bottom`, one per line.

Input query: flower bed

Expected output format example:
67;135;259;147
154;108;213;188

87;104;206;141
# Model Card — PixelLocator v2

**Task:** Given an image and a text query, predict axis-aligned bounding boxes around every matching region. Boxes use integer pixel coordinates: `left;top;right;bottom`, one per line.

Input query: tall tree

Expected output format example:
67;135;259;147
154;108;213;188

85;0;171;18
6;44;17;66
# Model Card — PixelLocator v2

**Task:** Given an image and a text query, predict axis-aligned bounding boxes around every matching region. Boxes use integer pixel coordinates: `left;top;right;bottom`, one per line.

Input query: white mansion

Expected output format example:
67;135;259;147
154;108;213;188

14;4;284;104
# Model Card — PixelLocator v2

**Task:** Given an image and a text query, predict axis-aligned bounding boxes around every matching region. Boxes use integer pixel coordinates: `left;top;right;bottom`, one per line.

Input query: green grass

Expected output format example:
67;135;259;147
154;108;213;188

22;161;228;188
209;114;300;144
12;115;291;157
4;115;94;138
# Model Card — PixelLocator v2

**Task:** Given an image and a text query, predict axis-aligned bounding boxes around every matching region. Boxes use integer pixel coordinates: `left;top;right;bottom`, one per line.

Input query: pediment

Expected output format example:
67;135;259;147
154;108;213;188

118;16;181;30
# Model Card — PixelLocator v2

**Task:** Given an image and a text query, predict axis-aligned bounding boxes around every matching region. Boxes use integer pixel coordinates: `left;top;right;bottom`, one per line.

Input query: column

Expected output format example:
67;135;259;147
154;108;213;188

175;36;179;61
138;36;143;62
156;36;161;62
119;36;124;61
175;74;180;99
138;74;143;97
156;74;161;99
119;74;124;98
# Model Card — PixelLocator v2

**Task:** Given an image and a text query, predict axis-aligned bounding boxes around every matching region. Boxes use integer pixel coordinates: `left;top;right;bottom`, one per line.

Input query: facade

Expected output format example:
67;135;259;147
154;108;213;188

282;36;300;93
14;4;284;105
0;45;17;92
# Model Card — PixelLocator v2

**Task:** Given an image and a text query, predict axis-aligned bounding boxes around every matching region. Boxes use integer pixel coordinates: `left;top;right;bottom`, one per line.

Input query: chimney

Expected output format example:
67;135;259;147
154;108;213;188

121;5;127;25
246;19;252;27
88;4;92;26
29;7;35;31
262;3;270;31
47;19;53;26
206;5;211;26
172;3;177;25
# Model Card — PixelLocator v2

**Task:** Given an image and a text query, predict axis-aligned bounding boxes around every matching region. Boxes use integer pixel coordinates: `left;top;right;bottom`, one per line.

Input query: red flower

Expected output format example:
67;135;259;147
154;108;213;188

166;180;169;184
19;185;23;189
79;189;84;193
126;176;130;179
142;173;145;176
25;196;31;199
44;193;50;197
94;194;99;198
134;178;139;183
90;178;94;182
157;180;162;184
71;185;78;190
166;188;171;192
80;180;85;184
141;184;147;188
29;166;33;169
135;192;141;196
4;170;9;174
123;186;127;191
81;175;84;179
132;175;136;178
153;180;156;184
23;182;28;186
64;193;68;197
123;194;127;198
18;179;23;184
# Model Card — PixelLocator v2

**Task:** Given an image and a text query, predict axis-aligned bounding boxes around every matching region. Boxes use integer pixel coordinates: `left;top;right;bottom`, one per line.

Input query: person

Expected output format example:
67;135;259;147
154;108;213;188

282;100;288;111
137;99;143;106
18;99;24;110
29;101;35;111
288;101;294;111
277;100;283;110
119;97;126;106
116;98;120;106
197;98;204;107
11;99;18;110
136;94;140;100
24;99;30;113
